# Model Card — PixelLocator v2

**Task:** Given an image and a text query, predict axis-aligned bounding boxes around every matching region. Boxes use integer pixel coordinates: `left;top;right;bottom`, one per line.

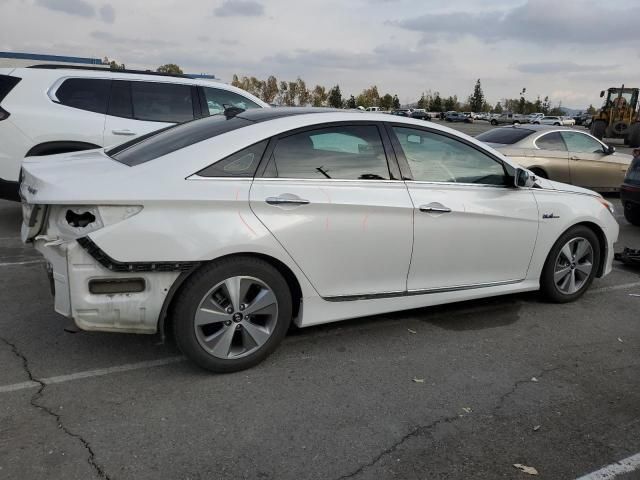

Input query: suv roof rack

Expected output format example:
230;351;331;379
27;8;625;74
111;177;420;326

27;64;195;79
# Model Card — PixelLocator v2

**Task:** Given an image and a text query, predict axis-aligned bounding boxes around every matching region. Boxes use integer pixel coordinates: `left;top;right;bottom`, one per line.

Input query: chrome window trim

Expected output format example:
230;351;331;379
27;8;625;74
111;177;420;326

404;180;511;189
532;129;607;152
322;279;524;302
249;177;405;184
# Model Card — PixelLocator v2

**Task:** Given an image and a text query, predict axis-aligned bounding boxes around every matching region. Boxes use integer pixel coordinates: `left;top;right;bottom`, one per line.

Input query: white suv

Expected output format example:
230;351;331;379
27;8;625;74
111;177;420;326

0;65;268;200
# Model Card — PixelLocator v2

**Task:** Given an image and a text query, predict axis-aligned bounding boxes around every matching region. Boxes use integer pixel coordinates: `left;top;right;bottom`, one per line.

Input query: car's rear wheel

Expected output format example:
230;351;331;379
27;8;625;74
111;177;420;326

173;257;292;372
490;119;498;126
624;202;640;226
540;226;600;303
553;122;560;126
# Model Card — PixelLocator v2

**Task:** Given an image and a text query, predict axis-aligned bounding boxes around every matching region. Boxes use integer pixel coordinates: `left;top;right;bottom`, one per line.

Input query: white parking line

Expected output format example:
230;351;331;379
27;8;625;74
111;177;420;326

575;452;640;479
0;356;185;393
0;259;43;267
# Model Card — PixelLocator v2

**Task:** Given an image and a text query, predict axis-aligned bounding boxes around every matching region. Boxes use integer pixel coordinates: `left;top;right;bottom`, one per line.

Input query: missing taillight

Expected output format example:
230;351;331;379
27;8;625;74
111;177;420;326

66;209;96;228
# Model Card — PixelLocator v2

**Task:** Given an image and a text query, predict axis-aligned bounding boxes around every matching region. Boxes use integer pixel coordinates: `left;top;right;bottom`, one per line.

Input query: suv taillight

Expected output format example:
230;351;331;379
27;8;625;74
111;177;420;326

0;75;21;121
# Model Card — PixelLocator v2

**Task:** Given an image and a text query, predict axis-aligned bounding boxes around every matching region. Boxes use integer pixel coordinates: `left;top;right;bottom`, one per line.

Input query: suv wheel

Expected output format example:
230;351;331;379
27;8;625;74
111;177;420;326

173;257;292;372
540;226;600;303
624;202;640;226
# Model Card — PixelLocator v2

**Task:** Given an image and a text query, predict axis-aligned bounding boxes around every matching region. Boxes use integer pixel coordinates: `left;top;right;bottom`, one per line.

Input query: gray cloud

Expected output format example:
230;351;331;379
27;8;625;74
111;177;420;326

265;44;436;72
214;0;264;17
35;0;95;18
393;0;640;45
99;4;115;23
515;62;617;74
91;30;172;47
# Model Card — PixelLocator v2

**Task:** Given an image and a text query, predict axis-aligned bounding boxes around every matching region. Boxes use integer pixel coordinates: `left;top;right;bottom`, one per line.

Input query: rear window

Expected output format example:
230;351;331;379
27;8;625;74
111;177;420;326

476;128;533;145
131;81;194;123
108;115;253;166
0;75;21;103
626;157;640;185
56;78;110;114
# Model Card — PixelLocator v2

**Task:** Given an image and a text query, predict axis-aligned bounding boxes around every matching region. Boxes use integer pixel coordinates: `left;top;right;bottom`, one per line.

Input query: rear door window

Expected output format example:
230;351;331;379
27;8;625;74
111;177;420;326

56;78;110;114
107;80;132;118
267;125;390;180
560;132;604;153
131;81;194;123
535;132;567;151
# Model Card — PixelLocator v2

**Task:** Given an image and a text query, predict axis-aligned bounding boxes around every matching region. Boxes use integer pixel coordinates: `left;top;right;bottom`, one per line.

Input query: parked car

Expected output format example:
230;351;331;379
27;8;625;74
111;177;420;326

0;65;268;201
365;107;380;112
476;125;632;192
490;113;528;125
561;116;576;126
573;112;592;126
534;116;566;126
21;108;618;372
621;152;640;225
528;113;544;123
410;108;431;121
390;109;411;117
445;111;472;123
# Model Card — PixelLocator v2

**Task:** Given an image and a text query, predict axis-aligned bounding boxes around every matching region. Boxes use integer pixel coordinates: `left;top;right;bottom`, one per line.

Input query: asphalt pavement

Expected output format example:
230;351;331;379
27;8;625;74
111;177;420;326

0;126;639;479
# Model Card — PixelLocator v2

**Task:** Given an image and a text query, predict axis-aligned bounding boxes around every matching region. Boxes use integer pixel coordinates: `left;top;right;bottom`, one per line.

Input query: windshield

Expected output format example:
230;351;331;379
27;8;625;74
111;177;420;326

475;128;534;145
108;115;253;166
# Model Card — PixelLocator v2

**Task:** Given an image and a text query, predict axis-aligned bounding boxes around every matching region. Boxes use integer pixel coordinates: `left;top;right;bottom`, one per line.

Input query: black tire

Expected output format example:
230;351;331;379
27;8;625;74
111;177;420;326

591;120;606;140
553;122;560;126
173;256;293;373
540;226;600;303
624;202;640;226
490;119;498;126
529;167;547;179
629;122;640;148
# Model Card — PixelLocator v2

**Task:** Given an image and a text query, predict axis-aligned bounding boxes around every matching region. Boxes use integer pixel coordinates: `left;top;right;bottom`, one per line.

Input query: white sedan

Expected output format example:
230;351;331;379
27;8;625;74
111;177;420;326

20;109;619;372
534;116;567;126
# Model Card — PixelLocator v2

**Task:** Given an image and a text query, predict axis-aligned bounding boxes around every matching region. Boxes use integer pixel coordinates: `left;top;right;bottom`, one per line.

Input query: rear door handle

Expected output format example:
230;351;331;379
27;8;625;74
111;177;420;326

112;129;137;136
419;203;452;213
570;155;579;161
265;195;310;206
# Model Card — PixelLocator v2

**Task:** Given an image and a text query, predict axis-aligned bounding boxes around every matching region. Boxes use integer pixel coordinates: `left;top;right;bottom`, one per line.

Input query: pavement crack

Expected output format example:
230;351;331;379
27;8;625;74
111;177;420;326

335;414;462;480
494;365;565;413
0;336;111;480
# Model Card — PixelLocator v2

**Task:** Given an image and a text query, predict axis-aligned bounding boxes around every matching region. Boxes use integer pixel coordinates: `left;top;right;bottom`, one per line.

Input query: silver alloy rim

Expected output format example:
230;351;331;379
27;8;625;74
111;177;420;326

553;237;594;295
194;276;278;359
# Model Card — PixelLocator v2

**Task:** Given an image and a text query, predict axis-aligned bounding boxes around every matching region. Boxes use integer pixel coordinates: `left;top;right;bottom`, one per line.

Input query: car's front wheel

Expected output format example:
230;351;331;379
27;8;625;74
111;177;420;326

540;226;600;303
173;257;292;372
624;202;640;226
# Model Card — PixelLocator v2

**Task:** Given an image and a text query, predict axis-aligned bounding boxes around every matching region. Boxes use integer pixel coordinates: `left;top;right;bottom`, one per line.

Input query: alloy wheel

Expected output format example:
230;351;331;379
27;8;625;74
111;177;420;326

553;237;594;295
193;276;278;359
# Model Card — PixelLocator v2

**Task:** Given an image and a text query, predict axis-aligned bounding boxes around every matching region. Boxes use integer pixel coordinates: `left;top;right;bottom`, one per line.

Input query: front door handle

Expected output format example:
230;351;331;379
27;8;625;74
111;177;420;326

570;155;579;161
112;129;137;136
265;194;310;206
419;202;452;213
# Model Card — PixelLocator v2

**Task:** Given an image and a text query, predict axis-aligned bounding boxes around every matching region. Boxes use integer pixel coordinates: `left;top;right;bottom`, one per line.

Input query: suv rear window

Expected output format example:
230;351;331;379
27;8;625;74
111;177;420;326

131;81;194;123
476;128;533;145
56;78;110;114
108;115;252;166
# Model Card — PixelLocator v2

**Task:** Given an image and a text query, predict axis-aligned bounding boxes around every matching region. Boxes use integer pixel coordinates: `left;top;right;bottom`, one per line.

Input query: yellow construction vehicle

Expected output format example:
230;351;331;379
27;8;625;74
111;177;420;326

590;85;640;147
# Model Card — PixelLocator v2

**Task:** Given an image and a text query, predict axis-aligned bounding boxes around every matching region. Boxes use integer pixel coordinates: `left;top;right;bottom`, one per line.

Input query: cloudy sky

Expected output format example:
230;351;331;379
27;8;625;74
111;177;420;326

1;0;638;108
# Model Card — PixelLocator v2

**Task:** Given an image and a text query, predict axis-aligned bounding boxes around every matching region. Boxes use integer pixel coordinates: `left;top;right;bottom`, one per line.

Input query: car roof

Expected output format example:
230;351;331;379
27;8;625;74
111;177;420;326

492;124;575;132
235;107;344;122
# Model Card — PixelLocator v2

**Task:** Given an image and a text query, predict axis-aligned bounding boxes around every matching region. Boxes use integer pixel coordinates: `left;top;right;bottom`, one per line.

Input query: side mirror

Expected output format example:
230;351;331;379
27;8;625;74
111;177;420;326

515;168;536;188
605;145;615;155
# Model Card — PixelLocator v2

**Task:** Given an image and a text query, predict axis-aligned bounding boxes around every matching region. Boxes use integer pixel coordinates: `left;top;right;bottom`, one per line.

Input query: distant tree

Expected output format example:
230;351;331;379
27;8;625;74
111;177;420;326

493;101;503;113
470;79;484;112
392;94;400;109
157;63;183;75
346;95;357;109
548;103;564;116
416;93;426;109
379;93;393;111
109;60;125;70
277;81;288;105
311;85;328;107
327;85;343;108
444;95;458;111
518;87;527;114
586;104;597;115
285;81;298;106
296;78;310;106
262;76;279;103
431;93;443;112
541;96;550;115
533;95;542;113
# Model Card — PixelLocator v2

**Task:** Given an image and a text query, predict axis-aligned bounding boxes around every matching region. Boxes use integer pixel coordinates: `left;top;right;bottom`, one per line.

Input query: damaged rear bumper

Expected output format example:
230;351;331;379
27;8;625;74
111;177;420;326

35;239;182;334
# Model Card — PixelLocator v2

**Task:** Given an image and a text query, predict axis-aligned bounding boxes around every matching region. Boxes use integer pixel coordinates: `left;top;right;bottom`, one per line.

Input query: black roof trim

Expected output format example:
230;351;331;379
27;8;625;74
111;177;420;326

27;64;196;79
235;107;346;122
